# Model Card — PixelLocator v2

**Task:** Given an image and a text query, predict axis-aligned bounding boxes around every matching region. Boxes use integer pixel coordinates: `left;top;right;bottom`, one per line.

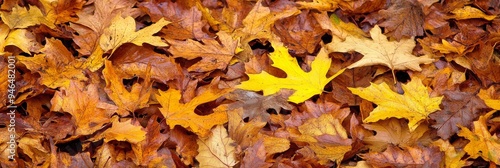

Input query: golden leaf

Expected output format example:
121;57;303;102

238;45;345;103
196;125;238;168
0;5;55;29
104;119;146;144
458;111;500;164
349;78;443;131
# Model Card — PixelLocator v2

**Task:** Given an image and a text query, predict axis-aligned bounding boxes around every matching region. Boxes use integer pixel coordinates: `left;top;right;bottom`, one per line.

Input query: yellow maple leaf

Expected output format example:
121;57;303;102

238;45;345;104
99;15;170;53
103;118;146;144
196;125;238;168
327;25;434;82
432;139;469;168
0;5;55;29
296;0;339;11
102;60;152;116
157;78;233;137
348;78;443;131
458;111;500;164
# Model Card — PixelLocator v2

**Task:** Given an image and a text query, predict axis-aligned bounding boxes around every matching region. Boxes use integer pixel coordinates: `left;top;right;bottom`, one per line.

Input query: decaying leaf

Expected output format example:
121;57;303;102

196;125;238;168
363;118;430;152
349;78;443;131
363;145;443;168
238;45;345;103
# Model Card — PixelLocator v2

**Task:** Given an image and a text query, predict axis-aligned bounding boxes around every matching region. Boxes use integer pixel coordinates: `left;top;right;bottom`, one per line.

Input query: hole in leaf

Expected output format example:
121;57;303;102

321;33;333;44
266;108;277;115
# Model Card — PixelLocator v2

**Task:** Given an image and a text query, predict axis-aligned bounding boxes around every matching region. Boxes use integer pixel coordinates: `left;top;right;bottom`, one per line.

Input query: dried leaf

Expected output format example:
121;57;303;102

196;125;238;168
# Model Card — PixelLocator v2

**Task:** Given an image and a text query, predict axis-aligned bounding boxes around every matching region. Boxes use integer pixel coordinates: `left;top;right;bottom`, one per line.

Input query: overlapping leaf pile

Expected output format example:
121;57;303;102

1;0;500;167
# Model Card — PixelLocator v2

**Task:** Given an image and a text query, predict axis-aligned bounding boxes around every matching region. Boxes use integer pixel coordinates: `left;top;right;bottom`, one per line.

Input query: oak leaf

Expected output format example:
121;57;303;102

156;78;233;137
458;111;500;164
327;25;433;81
238;46;345;103
99;15;170;53
102;60;152;116
349;78;443;131
196;125;238;168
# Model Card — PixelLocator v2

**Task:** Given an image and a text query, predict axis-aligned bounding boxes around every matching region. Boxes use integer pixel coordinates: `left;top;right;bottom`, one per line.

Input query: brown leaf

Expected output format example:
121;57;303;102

363;145;443;168
363;119;430;152
378;0;425;40
430;91;488;139
241;140;272;168
227;89;293;122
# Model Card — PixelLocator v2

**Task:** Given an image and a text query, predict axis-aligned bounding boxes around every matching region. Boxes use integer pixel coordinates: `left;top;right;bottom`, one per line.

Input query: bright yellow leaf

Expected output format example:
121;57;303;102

348;78;443;131
238;45;345;103
104;119;146;144
157;78;233;137
458;111;500;164
0;5;55;29
0;24;34;54
99;15;170;53
327;25;434;82
431;39;466;54
196;125;238;168
451;6;496;21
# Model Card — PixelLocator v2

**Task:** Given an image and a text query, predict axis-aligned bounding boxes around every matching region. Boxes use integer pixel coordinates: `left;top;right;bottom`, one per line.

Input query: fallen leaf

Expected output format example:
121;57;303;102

168;31;238;72
241;140;272;168
327;25;434;81
99;15;170;53
196;125;238;168
104;119;146;144
0;25;35;54
226;89;293;122
238;45;345;103
451;6;497;21
51;81;116;136
430;91;487;139
363;145;443;168
0;5;55;29
478;86;500;110
349;78;443;131
378;0;425;40
363;118;430;152
102;60;152;116
156;78;233;137
432;139;470;168
458;110;500;164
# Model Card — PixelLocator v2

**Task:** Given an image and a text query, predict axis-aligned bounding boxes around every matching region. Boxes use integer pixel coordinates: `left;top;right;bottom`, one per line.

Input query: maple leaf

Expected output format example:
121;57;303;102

377;0;425;40
226;89;293;122
51;82;117;136
102;60;152;116
348;78;443;131
240;140;272;168
168;32;239;72
327;25;434;82
458;111;500;164
429;91;487;140
99;15;170;53
156;77;233;137
103;118;146;144
196;125;238;168
0;5;55;29
238;45;345;104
